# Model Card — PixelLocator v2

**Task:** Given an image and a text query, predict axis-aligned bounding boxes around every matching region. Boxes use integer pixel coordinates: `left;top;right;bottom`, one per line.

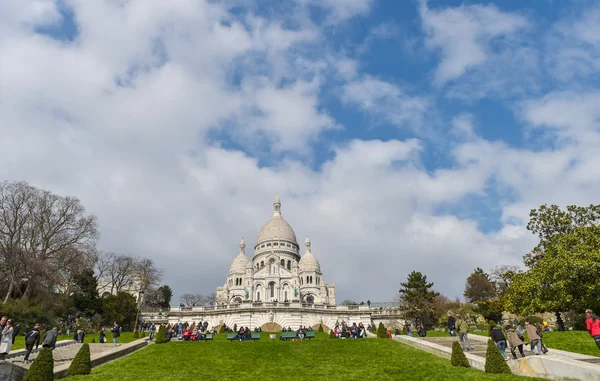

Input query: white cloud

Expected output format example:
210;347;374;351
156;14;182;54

341;76;429;131
298;0;374;24
419;0;528;85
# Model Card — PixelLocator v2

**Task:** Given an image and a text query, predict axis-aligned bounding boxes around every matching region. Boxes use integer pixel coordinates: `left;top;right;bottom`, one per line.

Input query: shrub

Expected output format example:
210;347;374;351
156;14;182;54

66;343;92;376
377;322;387;338
91;338;96;343
484;339;511;374
155;325;168;344
318;324;324;332
24;348;54;381
218;325;225;334
401;328;407;335
133;330;140;339
329;330;336;339
488;320;497;335
525;316;544;325
451;341;470;368
141;331;146;338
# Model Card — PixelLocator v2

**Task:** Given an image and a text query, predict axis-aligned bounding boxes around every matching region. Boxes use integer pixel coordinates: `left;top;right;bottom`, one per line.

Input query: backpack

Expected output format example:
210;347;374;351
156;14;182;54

25;330;39;345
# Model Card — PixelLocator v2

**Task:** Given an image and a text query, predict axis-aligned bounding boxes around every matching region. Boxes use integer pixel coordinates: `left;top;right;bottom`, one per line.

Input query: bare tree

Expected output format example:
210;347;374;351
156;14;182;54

489;265;520;293
201;292;216;306
180;293;203;306
0;181;99;303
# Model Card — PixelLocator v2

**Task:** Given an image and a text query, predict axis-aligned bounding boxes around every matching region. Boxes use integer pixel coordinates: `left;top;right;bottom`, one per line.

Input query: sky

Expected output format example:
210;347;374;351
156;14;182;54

1;0;599;304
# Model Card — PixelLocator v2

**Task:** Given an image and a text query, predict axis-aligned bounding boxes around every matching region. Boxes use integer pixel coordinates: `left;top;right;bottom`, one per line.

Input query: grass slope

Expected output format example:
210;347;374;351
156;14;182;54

69;333;544;381
11;332;139;351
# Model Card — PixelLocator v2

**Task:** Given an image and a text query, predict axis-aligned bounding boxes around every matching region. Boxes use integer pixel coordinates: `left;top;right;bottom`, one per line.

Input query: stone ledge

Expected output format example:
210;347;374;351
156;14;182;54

53;338;149;379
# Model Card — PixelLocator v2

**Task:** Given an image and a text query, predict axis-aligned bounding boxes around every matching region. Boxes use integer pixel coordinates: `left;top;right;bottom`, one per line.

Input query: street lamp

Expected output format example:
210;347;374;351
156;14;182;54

135;289;145;332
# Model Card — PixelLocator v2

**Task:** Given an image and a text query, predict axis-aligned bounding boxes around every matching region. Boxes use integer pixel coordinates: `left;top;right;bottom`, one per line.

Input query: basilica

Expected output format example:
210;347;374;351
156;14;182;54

216;195;336;306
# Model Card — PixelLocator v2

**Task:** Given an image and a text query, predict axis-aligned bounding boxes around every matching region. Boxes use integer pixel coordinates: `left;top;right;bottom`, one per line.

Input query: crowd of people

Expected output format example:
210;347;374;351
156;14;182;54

333;322;368;338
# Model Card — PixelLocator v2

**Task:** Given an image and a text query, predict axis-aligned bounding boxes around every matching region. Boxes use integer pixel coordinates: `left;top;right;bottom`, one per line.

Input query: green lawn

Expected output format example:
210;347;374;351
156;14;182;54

472;330;599;357
11;332;140;351
69;333;544;381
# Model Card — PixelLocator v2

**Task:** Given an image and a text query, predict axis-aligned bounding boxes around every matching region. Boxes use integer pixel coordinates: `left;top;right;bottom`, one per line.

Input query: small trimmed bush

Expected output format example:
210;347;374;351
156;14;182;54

329;330;336;339
133;330;140;339
91;338;96;343
401;328;407;335
155;325;168;344
318;324;324;332
24;347;54;381
218;325;225;334
377;322;387;338
141;331;146;338
451;341;470;368
484;339;511;374
66;343;92;376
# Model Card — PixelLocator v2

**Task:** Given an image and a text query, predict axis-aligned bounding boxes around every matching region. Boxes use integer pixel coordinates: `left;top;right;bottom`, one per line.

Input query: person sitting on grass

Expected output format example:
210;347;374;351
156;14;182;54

506;324;526;359
585;309;600;350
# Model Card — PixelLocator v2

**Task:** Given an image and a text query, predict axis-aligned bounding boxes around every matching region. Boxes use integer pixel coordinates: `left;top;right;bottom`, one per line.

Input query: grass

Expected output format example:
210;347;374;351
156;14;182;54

11;332;139;351
68;332;545;381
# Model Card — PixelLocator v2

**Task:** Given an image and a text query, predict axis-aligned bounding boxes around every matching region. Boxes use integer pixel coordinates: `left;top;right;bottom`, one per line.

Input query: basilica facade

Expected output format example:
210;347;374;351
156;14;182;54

216;195;336;306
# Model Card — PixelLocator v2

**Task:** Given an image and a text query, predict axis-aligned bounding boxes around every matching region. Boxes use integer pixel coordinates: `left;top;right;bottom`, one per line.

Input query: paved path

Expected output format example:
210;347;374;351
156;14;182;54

7;343;129;370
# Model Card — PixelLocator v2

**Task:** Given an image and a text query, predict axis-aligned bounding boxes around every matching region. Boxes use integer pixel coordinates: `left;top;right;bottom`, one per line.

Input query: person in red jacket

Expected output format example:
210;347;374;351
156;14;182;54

585;309;600;350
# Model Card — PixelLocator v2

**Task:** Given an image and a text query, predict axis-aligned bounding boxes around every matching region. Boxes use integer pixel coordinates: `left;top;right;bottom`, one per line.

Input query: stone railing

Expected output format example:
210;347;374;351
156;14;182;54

165;303;375;313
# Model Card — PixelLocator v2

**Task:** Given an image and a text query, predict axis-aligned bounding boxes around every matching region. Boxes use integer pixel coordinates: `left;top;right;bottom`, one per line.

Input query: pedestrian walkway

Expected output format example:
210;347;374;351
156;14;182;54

8;343;119;370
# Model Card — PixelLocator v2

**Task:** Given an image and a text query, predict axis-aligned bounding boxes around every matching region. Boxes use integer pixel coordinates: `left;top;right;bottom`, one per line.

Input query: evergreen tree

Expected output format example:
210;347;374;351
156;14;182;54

66;343;92;376
24;348;54;381
155;325;168;344
73;269;102;317
157;285;173;309
377;322;387;338
329;330;336;339
484;339;511;374
318;324;324;332
464;268;497;303
133;330;139;338
399;271;440;329
101;292;138;331
451;341;470;367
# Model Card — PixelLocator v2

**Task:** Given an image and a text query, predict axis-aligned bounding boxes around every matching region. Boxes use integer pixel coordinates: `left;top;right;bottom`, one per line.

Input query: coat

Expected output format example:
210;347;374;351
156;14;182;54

0;326;14;354
43;329;58;347
506;328;523;347
456;319;469;334
525;324;541;341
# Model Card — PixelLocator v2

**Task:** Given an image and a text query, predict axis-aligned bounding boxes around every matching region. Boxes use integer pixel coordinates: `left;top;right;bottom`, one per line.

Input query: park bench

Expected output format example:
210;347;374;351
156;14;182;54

227;333;260;342
305;331;315;340
280;331;315;341
201;333;214;340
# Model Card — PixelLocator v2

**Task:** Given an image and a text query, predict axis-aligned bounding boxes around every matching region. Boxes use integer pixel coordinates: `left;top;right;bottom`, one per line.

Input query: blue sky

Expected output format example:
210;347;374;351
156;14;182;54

1;0;599;303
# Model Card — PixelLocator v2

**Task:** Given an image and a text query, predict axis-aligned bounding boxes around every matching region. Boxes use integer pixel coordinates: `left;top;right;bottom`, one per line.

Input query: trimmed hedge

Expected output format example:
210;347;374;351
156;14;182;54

66;343;92;376
155;325;168;344
133;330;140;339
329;330;336;339
24;348;54;381
451;341;470;368
377;322;388;338
318;324;324;332
484;339;511;374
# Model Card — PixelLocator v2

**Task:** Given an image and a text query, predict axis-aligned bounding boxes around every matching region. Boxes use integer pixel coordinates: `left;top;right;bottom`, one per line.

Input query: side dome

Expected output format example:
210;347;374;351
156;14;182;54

299;235;320;272
229;253;250;274
256;195;298;245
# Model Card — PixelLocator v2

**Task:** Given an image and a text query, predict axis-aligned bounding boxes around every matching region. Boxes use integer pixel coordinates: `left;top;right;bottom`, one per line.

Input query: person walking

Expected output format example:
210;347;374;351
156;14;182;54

23;323;41;363
447;312;456;337
490;325;509;360
456;316;472;351
585;309;600;350
99;326;106;343
525;319;543;355
506;324;526;359
0;319;14;360
42;327;58;349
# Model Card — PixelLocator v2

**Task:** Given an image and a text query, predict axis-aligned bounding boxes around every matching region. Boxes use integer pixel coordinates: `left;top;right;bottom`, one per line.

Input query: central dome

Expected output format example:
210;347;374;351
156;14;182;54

256;195;298;245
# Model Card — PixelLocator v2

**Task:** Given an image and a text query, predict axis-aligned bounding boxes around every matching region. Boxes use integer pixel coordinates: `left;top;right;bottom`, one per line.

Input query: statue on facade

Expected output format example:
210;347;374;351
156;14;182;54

245;288;249;299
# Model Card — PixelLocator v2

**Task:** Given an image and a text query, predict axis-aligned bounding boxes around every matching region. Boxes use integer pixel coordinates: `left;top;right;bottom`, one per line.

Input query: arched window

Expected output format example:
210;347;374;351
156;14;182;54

310;276;313;284
269;282;275;298
300;277;303;285
281;259;285;267
284;291;288;301
306;276;309;284
287;260;291;270
257;292;261;301
261;261;264;267
306;295;314;304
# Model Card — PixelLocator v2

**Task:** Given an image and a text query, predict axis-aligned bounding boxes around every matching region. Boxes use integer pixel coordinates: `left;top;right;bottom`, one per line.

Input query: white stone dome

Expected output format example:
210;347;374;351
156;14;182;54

299;252;320;272
229;252;249;274
256;195;298;245
299;236;320;272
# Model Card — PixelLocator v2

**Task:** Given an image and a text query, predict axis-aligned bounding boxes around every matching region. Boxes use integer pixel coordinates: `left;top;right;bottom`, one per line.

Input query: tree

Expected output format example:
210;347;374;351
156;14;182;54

376;322;388;338
489;265;519;293
66;343;91;376
101;292;138;331
475;299;504;322
157;285;172;308
73;269;101;316
504;204;600;329
0;181;99;303
451;341;470;367
181;293;203;306
464;268;497;303
399;271;440;329
484;339;511;373
155;325;168;344
24;347;54;381
341;300;357;306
